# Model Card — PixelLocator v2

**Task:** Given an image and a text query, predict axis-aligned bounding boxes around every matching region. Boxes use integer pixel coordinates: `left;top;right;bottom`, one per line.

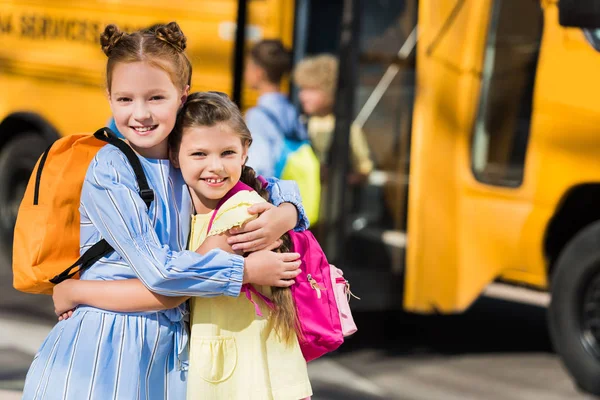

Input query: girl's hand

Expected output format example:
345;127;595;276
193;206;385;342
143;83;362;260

243;244;301;287
52;279;81;316
227;203;297;252
58;310;74;321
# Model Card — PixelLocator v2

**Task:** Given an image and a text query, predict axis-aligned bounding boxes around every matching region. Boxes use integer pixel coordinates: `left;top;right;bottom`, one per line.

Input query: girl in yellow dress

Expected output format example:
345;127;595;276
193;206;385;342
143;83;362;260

176;91;312;400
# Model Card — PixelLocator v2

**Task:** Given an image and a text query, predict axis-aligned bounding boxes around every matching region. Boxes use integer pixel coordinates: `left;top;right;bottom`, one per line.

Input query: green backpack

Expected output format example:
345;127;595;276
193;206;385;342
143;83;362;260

258;107;321;226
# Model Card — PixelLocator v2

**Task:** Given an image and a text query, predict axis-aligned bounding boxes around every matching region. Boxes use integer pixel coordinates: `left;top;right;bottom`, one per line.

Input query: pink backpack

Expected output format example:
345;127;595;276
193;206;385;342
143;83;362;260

212;180;358;362
289;229;358;361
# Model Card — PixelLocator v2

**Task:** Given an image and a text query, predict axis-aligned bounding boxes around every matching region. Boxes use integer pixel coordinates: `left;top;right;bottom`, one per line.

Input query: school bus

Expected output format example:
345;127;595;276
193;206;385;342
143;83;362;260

4;0;600;396
322;0;600;395
419;0;600;395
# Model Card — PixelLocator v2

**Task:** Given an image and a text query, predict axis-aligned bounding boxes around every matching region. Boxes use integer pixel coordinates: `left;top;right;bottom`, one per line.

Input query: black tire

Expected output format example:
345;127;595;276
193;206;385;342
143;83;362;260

0;134;48;250
549;220;600;396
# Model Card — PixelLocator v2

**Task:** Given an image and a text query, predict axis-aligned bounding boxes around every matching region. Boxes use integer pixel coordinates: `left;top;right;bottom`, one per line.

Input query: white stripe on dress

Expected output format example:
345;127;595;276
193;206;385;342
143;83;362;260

145;316;161;400
34;328;63;399
136;316;143;400
164;337;169;400
112;317;127;400
63;313;86;398
87;313;106;397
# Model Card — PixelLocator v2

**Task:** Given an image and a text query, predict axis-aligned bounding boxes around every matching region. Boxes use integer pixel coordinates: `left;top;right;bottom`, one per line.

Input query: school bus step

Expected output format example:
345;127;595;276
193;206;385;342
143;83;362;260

349;226;406;249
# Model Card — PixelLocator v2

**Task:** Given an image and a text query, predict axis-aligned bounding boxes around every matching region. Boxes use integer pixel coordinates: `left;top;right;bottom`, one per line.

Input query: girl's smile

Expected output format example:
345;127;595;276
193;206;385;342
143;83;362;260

130;125;159;135
203;177;228;187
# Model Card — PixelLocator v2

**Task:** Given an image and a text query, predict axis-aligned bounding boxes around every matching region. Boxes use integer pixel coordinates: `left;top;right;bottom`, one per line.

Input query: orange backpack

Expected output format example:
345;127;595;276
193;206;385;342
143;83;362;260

12;128;153;294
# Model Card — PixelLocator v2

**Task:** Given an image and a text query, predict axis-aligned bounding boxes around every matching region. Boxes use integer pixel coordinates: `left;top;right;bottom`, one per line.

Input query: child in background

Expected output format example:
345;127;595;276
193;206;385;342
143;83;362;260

293;54;374;183
244;39;308;178
23;22;308;400
54;92;313;400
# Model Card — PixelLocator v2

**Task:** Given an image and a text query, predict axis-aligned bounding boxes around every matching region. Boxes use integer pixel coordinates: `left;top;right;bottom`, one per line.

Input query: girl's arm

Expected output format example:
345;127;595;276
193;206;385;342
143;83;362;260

59;153;301;316
265;177;309;232
349;122;375;176
227;177;308;252
227;202;296;252
52;279;189;316
197;192;299;286
52;228;289;317
82;150;245;297
198;230;297;287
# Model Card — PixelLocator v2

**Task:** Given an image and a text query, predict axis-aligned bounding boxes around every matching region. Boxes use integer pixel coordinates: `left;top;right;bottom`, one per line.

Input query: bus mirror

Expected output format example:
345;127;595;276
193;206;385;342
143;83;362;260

559;0;600;28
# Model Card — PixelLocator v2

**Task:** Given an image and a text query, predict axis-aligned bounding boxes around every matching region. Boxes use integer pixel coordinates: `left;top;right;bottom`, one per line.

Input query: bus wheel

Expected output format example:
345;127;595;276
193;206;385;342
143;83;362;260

0;134;47;252
549;220;600;396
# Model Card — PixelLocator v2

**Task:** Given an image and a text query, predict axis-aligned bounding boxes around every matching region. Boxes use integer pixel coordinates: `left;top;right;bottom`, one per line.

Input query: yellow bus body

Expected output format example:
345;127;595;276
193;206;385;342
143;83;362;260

0;0;295;138
405;0;600;313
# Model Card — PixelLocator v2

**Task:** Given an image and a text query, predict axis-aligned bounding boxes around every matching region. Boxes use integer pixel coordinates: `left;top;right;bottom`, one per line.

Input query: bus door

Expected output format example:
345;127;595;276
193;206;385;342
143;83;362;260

404;0;544;313
322;0;418;310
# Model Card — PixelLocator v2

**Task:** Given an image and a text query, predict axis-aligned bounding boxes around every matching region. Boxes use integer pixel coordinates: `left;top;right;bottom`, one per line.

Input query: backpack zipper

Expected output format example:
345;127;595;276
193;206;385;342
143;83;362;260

307;274;326;299
33;145;52;205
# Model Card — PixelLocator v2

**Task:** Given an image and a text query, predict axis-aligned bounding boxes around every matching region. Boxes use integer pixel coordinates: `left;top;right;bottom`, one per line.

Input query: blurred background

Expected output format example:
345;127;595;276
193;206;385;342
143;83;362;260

3;0;600;398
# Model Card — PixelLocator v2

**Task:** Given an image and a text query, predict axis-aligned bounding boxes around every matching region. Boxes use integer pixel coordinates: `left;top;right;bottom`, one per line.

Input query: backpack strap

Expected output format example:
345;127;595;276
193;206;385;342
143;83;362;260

49;127;155;284
257;175;268;189
256;107;300;178
206;181;254;233
256;106;289;137
50;239;114;284
256;106;310;142
94;127;154;209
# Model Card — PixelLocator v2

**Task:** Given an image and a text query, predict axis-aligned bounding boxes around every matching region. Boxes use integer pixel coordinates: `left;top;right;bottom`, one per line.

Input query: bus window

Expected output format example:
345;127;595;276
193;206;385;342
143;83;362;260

471;0;543;187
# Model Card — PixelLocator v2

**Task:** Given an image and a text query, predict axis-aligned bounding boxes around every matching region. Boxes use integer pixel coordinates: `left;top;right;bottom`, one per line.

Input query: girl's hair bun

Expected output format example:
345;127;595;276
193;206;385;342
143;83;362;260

154;21;187;52
100;24;126;56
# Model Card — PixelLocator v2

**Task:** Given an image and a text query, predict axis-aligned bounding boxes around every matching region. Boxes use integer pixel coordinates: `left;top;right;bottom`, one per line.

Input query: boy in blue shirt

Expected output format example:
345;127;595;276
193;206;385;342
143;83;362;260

244;39;308;177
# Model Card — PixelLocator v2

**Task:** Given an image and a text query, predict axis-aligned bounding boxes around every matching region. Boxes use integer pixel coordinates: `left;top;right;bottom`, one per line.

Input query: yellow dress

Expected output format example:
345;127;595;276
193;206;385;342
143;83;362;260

186;190;313;400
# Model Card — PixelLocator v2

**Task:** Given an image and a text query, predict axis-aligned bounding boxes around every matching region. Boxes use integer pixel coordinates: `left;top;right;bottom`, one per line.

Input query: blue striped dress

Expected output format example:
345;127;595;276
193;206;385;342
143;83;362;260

21;145;308;400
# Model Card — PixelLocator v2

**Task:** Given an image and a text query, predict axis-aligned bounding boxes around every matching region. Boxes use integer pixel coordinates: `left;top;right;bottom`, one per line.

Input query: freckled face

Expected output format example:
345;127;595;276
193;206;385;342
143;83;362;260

174;123;248;214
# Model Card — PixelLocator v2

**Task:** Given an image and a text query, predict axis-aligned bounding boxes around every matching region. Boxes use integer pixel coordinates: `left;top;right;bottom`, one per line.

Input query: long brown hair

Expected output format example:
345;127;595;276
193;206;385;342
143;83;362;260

100;21;192;93
171;91;301;344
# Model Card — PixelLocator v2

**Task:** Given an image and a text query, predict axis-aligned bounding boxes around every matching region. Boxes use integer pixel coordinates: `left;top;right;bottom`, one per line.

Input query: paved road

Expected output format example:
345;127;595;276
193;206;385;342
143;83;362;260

0;251;597;399
318;298;596;400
